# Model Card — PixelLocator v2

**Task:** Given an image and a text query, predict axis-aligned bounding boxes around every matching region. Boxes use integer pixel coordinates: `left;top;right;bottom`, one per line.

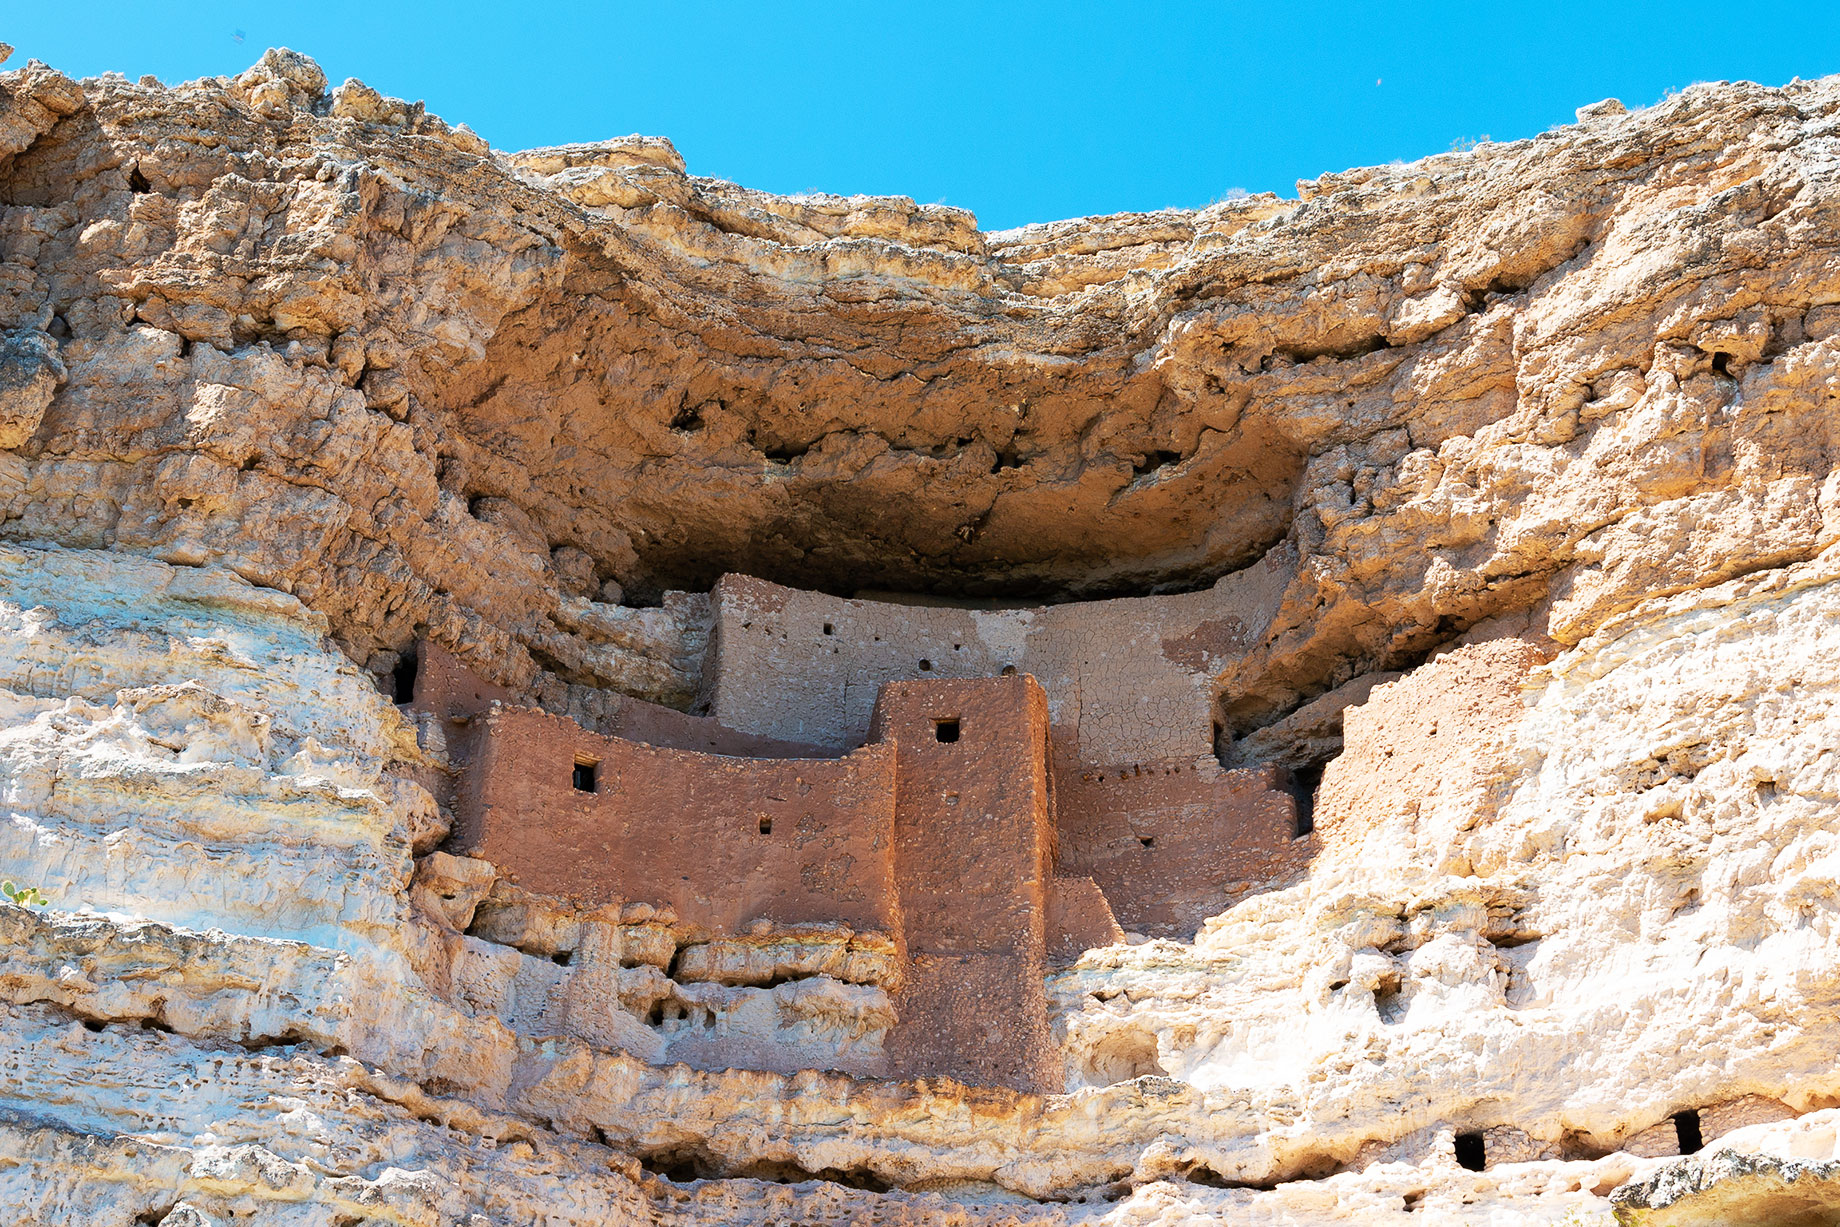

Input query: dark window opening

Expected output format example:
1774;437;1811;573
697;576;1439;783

572;761;598;793
935;718;960;743
391;653;417;705
1454;1132;1486;1171
1286;760;1328;838
551;950;573;967
1673;1109;1704;1155
1139;836;1156;849
822;623;834;635
918;658;933;672
758;816;773;835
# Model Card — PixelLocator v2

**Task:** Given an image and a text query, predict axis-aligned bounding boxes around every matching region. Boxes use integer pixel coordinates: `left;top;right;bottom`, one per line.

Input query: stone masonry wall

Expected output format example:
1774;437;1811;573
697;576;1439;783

702;561;1291;765
872;675;1062;1092
451;707;901;938
703;573;1310;936
1056;759;1314;937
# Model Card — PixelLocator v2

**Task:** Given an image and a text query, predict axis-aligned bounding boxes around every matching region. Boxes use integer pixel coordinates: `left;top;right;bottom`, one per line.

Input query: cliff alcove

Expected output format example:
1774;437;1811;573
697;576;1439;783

5;42;1840;1226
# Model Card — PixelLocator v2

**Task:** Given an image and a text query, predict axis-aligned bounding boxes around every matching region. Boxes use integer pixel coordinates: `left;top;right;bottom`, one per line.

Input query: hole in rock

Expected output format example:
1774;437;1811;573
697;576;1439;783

82;1019;106;1033
1454;1132;1486;1171
1286;759;1328;837
1711;351;1733;376
761;441;809;463
127;164;151;193
572;760;599;793
758;816;773;835
918;659;933;672
1001;664;1017;676
934;718;960;743
1674;1109;1704;1155
822;622;833;635
670;404;705;432
1139;836;1156;849
728;1160;892;1192
391;653;418;705
1081;1028;1162;1085
551;950;573;967
1133;449;1183;478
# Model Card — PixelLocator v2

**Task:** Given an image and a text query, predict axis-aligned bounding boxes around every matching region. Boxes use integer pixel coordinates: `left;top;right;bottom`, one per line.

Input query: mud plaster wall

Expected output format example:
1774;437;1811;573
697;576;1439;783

1056;759;1314;937
873;676;1062;1092
1316;636;1555;862
451;707;901;938
703;559;1290;767
414;641;824;759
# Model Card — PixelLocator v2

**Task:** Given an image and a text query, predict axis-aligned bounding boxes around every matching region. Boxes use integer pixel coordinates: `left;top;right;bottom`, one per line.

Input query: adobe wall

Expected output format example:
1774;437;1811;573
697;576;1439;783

1314;635;1554;862
702;554;1291;765
871;675;1062;1092
413;640;829;759
702;575;1312;940
1046;875;1125;963
449;706;901;938
1055;759;1311;937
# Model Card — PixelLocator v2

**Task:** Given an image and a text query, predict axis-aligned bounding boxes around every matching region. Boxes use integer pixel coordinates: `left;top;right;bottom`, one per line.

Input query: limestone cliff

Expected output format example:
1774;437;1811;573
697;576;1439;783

6;43;1840;1226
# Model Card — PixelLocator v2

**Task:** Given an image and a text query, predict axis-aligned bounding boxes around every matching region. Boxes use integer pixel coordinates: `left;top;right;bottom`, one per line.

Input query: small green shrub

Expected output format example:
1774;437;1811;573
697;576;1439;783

1;880;48;907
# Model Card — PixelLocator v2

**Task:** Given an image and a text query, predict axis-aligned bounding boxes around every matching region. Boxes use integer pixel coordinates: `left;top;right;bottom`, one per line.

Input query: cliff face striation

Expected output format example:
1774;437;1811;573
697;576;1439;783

6;43;1840;1226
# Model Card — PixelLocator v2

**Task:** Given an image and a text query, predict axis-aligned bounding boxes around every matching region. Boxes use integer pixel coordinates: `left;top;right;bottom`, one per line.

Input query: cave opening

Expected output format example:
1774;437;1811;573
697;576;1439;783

1673;1109;1704;1155
391;652;418;704
1454;1132;1486;1171
1286;758;1329;838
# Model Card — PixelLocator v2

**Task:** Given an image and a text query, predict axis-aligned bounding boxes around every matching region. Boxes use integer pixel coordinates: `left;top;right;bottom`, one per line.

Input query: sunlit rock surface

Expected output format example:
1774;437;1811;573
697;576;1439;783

8;43;1840;1225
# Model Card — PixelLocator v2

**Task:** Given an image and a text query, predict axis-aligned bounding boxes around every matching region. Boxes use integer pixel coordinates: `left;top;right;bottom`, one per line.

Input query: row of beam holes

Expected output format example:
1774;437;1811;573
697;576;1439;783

820;620;1015;677
1450;1110;1703;1173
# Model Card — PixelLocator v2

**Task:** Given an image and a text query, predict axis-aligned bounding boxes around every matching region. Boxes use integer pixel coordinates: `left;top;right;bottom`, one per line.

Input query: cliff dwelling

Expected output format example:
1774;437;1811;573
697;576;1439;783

407;565;1316;1089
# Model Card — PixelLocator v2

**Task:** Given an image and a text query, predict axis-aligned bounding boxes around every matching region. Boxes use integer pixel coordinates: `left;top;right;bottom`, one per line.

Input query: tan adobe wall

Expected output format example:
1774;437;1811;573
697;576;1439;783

871;675;1062;1092
703;560;1290;766
1315;636;1553;862
449;705;901;939
1055;758;1312;937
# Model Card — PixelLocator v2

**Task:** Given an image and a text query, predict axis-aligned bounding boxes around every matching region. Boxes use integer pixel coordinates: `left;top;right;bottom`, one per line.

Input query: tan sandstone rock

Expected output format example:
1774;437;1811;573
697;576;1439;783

8;45;1840;1227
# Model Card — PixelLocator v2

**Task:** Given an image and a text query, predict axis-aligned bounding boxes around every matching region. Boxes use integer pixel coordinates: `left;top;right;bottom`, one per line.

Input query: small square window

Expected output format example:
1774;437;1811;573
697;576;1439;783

934;718;960;743
822;623;834;635
758;816;773;835
572;760;598;792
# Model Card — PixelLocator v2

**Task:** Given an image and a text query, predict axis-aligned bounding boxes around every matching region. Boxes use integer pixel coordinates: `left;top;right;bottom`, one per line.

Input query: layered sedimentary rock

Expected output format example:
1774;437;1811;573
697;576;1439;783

8;41;1840;1226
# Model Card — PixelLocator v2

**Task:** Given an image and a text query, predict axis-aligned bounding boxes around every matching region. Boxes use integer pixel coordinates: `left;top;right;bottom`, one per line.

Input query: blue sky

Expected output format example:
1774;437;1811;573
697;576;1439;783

11;3;1840;230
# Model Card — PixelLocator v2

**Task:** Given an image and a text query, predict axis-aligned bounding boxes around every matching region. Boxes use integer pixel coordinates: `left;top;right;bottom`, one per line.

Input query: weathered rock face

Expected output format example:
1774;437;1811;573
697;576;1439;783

9;42;1840;1227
